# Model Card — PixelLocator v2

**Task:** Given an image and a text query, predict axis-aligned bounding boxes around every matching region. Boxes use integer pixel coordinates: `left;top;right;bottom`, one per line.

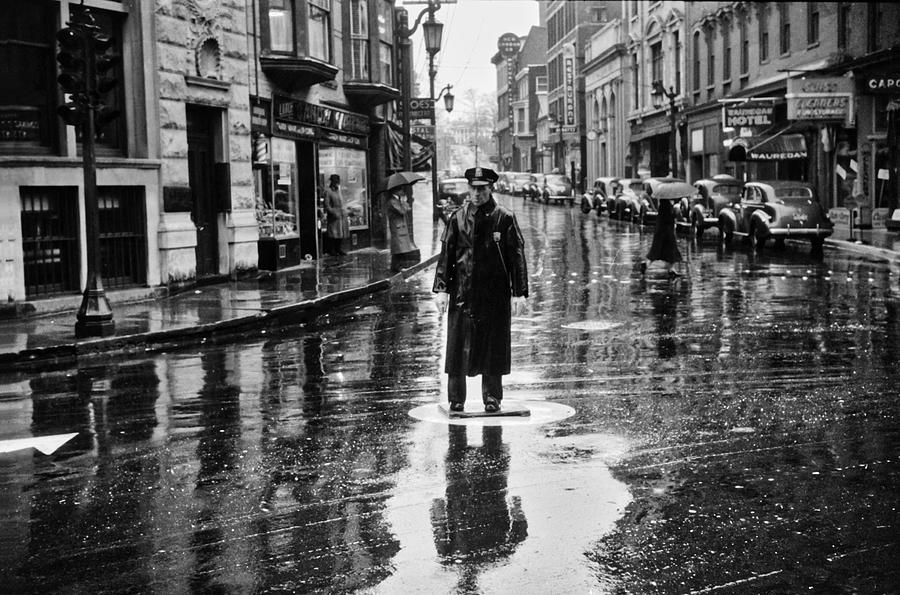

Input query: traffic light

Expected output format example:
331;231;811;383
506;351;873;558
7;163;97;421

90;33;121;139
56;25;88;126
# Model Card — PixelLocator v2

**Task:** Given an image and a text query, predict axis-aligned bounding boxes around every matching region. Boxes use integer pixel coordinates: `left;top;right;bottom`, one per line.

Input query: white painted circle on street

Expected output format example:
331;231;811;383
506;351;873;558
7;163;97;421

409;400;575;426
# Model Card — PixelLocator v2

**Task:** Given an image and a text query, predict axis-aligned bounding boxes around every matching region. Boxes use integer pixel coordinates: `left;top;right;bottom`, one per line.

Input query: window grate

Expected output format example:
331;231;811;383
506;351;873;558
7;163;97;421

20;187;80;298
97;186;147;289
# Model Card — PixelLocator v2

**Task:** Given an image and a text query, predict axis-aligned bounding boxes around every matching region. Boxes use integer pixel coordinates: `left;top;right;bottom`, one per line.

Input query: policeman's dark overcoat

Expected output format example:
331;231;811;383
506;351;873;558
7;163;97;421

433;195;528;376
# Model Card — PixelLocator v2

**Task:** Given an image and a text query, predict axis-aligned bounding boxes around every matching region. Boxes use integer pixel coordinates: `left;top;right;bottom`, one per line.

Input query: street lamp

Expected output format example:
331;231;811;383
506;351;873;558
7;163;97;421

396;1;443;172
431;84;453;191
651;79;679;178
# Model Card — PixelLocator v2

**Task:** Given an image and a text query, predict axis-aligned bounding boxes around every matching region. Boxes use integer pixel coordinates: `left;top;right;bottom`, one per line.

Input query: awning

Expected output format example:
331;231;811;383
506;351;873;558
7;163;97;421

728;133;808;161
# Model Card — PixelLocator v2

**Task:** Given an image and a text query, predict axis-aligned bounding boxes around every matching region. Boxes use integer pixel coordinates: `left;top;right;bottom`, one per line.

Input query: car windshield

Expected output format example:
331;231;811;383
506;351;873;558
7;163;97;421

511;173;533;183
546;175;570;185
441;181;469;193
714;185;742;198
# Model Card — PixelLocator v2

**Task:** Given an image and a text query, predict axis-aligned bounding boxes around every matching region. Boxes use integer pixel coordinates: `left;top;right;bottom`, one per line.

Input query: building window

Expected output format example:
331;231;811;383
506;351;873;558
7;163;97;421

591;98;599;130
722;25;731;81
349;0;368;79
536;76;547;93
308;0;331;62
650;41;662;87
692;32;700;92
516;108;526;134
868;3;881;52
837;3;851;49
779;2;790;55
706;32;715;87
377;0;393;85
759;9;769;62
632;52;639;109
739;14;749;74
807;2;819;45
268;0;295;52
674;31;681;95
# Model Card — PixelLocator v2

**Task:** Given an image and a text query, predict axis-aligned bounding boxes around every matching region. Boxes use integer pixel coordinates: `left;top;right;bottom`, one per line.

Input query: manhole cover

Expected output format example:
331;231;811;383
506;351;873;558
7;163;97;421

561;320;624;331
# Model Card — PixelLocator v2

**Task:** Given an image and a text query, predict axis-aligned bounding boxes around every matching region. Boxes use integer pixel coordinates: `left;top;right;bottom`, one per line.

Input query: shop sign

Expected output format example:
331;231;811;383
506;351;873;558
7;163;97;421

787;77;855;124
273;120;316;140
412;124;435;142
497;32;521;58
0;107;41;142
408;98;434;121
250;96;271;134
274;96;369;136
861;74;900;94
563;43;576;126
723;101;774;129
319;130;366;148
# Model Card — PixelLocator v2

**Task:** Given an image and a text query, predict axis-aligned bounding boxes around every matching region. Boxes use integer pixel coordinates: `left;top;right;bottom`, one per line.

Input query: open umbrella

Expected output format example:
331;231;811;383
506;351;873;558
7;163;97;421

653;181;697;201
386;171;425;191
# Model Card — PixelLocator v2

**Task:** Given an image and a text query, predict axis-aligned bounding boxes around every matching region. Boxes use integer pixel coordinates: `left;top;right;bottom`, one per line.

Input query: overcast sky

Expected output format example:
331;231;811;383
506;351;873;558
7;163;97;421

397;0;540;98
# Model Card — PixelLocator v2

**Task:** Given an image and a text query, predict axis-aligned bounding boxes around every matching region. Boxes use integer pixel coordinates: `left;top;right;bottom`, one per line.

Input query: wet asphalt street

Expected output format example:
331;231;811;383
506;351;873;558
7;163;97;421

1;194;899;593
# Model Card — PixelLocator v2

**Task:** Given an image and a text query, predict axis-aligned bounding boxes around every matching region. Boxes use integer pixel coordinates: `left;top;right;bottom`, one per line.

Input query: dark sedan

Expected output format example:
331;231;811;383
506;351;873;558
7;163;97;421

688;176;744;242
718;180;833;253
436;177;469;223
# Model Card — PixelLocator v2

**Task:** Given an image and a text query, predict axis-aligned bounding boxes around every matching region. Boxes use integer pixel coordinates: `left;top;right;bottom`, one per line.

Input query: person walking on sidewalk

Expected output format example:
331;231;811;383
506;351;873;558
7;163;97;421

433;166;529;413
323;174;348;256
640;197;683;279
386;181;421;272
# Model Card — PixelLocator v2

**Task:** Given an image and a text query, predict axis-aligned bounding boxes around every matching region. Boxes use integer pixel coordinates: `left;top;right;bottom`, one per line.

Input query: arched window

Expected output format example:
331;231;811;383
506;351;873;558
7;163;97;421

693;31;701;91
600;96;608;132
592;97;600;131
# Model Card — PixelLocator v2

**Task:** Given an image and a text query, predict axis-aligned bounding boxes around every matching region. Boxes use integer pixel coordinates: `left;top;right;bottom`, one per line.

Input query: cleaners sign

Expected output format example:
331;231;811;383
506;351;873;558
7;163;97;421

787;77;855;125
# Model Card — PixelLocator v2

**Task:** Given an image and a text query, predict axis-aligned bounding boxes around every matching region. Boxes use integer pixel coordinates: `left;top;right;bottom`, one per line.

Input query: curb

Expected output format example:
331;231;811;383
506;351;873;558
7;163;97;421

0;253;440;373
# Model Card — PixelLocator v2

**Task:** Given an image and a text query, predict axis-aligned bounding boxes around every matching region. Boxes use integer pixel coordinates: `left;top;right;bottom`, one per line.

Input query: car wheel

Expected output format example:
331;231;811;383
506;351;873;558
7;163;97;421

750;226;765;253
692;218;703;243
720;221;733;246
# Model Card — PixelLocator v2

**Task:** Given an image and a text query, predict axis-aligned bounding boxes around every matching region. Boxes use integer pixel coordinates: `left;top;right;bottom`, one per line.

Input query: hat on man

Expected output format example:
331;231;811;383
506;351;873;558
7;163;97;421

329;174;341;183
464;166;499;187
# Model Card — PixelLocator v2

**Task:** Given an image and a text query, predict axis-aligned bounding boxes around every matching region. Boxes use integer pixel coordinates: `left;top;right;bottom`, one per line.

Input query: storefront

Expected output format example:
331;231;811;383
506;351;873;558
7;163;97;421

857;73;900;230
251;96;371;269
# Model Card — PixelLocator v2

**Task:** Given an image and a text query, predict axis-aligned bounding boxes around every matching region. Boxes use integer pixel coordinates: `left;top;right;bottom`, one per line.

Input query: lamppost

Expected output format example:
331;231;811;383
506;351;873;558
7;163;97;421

396;1;444;171
432;84;454;203
652;79;679;178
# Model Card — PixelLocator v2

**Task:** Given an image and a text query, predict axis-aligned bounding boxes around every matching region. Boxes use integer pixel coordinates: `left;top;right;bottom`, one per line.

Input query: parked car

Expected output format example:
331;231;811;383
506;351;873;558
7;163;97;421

539;173;575;205
495;172;512;194
638;177;689;225
688;176;744;242
524;173;543;200
718;180;834;253
608;178;645;222
436;177;469;223
505;172;536;197
583;176;620;214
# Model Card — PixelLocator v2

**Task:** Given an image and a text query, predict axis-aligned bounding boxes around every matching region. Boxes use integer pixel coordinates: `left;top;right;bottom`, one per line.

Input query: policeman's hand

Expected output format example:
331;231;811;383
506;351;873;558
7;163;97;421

511;296;527;317
435;292;449;315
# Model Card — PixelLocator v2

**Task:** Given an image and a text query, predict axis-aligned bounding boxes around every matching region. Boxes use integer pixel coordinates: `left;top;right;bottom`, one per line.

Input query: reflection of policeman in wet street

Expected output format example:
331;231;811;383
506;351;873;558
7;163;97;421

430;425;527;588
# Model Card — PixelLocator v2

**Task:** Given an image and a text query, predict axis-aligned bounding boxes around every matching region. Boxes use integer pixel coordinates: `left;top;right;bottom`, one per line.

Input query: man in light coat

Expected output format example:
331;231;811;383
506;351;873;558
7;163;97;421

433;167;529;413
323;174;348;256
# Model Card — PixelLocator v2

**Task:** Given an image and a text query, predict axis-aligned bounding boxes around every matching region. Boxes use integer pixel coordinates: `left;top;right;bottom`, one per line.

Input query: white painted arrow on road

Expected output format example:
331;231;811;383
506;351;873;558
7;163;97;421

0;433;78;455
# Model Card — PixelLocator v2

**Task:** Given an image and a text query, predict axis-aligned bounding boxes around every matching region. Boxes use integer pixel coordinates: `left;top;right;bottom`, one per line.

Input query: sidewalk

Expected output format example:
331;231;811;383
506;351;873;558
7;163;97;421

0;195;444;372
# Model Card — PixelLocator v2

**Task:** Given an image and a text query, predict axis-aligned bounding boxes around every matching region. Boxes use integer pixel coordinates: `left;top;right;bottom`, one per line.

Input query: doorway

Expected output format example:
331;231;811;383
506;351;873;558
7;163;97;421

187;105;220;278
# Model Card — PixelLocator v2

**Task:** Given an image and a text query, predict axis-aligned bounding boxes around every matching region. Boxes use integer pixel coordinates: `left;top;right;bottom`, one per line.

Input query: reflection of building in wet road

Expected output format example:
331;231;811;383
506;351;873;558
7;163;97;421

431;425;527;591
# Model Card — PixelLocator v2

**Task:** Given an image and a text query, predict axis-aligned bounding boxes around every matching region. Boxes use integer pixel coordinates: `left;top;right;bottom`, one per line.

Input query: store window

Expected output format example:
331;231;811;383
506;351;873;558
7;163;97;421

319;146;368;230
0;4;54;153
257;137;299;238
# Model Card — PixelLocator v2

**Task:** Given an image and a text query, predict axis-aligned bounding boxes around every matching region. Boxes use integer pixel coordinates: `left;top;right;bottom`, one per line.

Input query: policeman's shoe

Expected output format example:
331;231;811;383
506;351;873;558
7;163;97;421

484;397;500;413
449;402;464;412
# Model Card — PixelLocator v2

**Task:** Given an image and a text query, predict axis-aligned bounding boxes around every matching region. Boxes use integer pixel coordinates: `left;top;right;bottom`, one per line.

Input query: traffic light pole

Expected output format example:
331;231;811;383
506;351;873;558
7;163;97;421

75;82;114;338
59;12;115;338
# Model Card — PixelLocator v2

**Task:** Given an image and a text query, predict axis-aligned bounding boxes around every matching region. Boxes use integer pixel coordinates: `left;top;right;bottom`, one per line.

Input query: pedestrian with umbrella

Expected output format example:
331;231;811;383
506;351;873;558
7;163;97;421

385;171;424;272
639;181;695;279
433;166;529;413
